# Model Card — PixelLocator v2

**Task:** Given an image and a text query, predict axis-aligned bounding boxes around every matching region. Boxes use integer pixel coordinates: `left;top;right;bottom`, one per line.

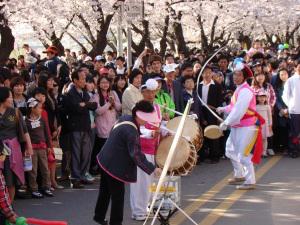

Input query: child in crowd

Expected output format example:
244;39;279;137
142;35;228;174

182;76;202;121
32;87;62;190
85;76;96;182
256;90;273;157
25;98;53;198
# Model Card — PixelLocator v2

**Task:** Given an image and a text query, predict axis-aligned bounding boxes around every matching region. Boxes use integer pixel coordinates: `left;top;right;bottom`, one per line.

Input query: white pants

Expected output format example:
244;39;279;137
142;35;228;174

130;154;155;216
225;126;256;185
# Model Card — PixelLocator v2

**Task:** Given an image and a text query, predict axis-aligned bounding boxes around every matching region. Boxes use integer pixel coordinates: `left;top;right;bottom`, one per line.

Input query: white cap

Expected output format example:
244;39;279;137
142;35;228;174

84;56;92;62
163;63;179;73
141;79;158;91
24;55;37;64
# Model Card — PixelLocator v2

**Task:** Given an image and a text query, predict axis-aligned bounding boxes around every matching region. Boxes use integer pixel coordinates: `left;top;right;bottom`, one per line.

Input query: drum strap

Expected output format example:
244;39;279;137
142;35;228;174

113;121;138;131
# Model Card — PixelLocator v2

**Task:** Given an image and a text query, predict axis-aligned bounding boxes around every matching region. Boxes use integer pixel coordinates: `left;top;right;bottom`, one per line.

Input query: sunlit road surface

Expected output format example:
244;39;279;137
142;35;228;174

14;155;300;225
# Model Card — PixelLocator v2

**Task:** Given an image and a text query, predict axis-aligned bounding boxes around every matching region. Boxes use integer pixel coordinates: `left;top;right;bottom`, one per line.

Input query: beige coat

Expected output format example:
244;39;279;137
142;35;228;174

122;84;143;115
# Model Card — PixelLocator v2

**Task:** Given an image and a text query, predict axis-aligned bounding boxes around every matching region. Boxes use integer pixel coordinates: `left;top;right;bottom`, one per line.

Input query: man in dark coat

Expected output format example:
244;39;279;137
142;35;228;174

198;66;223;163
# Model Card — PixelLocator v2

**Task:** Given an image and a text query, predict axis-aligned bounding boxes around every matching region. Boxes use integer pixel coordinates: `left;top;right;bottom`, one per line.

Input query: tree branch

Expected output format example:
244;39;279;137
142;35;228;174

77;13;96;43
66;31;88;53
59;14;76;40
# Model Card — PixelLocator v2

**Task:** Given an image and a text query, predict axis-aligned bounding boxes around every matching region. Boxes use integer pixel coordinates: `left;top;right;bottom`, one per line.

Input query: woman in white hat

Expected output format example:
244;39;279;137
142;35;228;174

130;79;162;221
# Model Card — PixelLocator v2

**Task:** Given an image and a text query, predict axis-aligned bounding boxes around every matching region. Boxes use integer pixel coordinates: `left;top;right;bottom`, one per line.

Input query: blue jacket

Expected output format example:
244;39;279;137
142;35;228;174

44;56;61;75
97;115;156;183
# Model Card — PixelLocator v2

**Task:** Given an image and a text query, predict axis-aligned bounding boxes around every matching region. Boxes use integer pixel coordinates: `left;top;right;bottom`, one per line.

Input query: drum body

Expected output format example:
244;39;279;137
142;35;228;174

166;116;203;151
156;136;197;176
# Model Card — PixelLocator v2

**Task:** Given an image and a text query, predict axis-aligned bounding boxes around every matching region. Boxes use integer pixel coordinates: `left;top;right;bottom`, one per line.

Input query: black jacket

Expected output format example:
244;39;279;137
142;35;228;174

97;115;156;183
64;85;97;132
198;82;223;125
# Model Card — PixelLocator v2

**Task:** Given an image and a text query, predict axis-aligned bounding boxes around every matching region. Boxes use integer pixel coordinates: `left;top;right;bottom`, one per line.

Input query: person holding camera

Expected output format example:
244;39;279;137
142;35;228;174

89;76;121;175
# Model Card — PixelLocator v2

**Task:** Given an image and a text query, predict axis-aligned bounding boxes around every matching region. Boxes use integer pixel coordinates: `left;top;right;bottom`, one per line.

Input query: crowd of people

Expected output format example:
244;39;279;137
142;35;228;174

0;39;299;224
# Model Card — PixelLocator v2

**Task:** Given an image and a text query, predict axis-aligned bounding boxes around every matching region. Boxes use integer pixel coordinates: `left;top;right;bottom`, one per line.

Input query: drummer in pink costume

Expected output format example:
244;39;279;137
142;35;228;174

130;78;163;221
217;62;265;190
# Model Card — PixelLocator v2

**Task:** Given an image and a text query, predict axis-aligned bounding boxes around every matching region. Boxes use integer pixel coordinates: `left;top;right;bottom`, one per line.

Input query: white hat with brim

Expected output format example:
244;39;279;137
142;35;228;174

24;55;37;64
141;78;158;91
163;63;179;73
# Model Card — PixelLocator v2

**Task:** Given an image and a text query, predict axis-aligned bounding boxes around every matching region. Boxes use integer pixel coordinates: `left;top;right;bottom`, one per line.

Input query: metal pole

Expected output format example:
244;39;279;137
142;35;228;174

117;1;124;57
142;0;145;19
127;19;132;68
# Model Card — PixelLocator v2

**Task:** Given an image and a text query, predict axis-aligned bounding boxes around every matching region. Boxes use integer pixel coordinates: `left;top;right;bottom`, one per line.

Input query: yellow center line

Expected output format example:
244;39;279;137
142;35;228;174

198;155;282;225
170;156;282;225
169;172;233;225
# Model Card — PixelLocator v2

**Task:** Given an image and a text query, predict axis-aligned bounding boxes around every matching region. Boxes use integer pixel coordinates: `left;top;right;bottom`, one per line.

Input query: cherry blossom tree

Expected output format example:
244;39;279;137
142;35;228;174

0;0;15;65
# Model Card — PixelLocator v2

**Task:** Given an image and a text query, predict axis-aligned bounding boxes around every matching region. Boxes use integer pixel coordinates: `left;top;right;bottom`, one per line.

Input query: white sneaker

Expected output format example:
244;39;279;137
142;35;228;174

267;149;275;156
132;214;147;221
85;172;95;182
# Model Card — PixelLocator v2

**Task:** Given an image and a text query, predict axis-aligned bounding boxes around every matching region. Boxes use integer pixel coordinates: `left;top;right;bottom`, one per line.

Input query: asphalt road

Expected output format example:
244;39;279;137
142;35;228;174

14;155;300;225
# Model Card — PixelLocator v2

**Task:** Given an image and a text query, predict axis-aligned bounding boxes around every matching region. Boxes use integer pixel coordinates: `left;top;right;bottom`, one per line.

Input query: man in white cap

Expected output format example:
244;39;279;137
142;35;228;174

94;100;162;225
163;63;184;112
130;79;162;221
217;62;265;190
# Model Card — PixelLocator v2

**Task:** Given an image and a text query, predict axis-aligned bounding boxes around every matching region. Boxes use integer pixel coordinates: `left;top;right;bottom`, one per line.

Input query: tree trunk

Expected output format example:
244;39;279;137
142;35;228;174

166;38;176;53
89;15;114;58
173;20;188;56
50;32;65;56
131;20;153;56
159;15;170;58
0;11;14;65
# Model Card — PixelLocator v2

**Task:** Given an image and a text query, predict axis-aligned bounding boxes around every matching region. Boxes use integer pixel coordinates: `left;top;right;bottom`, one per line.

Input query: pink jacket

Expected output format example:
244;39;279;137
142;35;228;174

140;104;162;155
91;91;121;138
225;82;257;127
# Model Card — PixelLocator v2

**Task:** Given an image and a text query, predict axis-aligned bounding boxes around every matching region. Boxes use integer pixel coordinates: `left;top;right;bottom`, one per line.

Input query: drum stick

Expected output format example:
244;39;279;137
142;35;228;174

144;99;193;225
148;123;191;142
158;104;198;120
196;46;226;123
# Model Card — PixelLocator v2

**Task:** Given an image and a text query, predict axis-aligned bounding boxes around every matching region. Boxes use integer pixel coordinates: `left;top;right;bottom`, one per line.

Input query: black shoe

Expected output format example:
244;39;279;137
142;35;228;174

93;217;108;225
81;179;94;185
57;175;70;182
43;189;54;197
72;181;84;189
16;188;32;199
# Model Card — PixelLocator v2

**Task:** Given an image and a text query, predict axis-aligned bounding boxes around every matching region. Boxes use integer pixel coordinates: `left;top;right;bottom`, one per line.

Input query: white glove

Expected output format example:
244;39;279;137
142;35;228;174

216;107;226;114
189;114;198;120
219;122;228;131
